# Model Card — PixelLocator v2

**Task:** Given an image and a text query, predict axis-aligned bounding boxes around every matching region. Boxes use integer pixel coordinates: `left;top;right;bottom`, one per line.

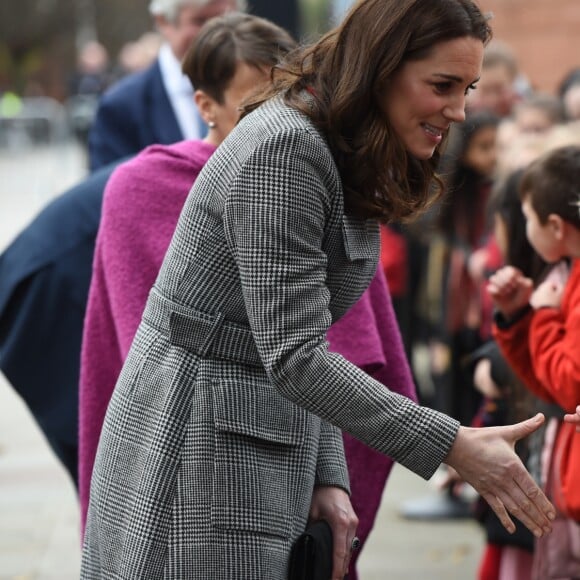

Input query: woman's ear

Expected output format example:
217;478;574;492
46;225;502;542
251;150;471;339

194;90;217;126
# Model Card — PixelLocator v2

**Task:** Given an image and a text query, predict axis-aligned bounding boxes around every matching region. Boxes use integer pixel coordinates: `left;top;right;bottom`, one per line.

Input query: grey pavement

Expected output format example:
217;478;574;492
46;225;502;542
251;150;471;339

0;142;485;579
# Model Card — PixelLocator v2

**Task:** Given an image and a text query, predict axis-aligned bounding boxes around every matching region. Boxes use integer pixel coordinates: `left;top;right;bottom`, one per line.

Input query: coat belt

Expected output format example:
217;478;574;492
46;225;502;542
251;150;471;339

143;289;262;367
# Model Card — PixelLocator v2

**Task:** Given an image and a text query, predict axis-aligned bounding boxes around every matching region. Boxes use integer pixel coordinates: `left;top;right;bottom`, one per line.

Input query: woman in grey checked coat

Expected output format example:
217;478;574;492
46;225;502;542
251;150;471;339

82;1;556;578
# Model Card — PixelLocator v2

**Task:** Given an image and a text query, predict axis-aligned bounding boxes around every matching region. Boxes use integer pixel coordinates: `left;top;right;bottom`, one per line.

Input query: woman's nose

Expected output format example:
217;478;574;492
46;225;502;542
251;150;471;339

444;97;466;123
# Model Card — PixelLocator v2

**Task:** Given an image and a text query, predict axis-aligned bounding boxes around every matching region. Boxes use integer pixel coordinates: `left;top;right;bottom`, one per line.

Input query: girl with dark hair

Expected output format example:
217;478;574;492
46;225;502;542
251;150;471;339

488;170;547;284
426;110;500;425
471;170;547;580
81;2;555;578
436;170;549;579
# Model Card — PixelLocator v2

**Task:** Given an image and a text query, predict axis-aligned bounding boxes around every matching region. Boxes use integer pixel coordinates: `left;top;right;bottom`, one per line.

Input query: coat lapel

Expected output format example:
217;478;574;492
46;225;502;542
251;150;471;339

146;61;183;144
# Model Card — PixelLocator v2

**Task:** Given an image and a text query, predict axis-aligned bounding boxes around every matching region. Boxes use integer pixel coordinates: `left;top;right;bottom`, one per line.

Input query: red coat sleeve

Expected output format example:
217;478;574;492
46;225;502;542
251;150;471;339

528;303;580;412
492;310;557;405
493;260;580;413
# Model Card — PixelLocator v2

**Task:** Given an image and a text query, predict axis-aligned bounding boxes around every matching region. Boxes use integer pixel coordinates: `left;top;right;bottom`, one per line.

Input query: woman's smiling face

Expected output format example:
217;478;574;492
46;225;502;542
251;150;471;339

383;36;484;160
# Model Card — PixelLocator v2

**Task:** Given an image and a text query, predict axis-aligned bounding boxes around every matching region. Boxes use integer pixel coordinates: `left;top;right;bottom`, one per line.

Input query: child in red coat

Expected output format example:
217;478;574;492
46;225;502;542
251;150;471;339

489;146;580;416
488;145;580;579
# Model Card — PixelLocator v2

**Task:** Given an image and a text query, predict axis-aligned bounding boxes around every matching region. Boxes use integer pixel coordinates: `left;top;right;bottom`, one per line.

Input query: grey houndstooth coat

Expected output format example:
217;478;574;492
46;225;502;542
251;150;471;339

81;96;460;579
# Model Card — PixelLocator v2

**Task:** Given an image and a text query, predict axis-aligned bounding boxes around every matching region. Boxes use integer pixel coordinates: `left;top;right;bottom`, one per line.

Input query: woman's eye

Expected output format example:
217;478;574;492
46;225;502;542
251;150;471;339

464;83;477;96
433;82;451;93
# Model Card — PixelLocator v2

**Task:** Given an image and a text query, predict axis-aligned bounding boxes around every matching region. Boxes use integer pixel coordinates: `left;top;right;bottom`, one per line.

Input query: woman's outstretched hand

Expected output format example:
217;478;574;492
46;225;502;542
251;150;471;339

309;486;359;580
444;413;555;537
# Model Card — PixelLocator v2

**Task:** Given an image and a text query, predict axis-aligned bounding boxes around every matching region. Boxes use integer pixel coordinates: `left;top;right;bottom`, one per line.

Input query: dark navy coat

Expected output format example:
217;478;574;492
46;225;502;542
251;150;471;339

0;161;121;484
88;60;182;171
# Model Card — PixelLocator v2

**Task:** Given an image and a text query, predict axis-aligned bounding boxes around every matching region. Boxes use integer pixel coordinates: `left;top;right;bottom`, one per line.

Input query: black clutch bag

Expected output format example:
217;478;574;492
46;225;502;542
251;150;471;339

288;520;334;580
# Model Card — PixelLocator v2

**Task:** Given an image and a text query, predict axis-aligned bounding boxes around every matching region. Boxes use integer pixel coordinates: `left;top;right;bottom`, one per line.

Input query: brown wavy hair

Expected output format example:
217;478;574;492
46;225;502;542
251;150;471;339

242;0;492;223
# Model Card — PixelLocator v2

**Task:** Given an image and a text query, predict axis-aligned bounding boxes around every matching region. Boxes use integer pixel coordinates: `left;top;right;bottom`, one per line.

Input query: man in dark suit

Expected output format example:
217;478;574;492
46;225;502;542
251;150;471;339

88;0;239;171
0;161;124;485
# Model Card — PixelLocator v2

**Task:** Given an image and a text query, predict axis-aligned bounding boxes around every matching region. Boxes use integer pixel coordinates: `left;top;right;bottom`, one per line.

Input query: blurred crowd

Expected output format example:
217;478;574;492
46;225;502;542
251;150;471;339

397;39;580;428
387;38;580;580
0;31;163;151
391;39;580;424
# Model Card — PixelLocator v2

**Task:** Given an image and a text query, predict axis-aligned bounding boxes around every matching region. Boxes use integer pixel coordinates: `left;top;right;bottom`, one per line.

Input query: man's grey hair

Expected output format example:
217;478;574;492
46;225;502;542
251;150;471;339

149;0;246;22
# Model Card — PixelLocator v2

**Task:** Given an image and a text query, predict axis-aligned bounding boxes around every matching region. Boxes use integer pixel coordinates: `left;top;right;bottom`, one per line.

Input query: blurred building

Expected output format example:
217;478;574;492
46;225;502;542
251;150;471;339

479;0;580;93
0;0;151;100
2;0;579;100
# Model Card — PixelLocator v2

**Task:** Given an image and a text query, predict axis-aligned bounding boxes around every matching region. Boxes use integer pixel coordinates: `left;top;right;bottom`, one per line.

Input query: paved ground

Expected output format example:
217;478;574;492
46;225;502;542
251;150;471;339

0;142;486;579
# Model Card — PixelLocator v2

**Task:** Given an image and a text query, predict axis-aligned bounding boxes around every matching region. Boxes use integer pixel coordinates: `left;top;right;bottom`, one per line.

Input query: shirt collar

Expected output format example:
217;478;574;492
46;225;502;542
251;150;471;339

158;43;193;94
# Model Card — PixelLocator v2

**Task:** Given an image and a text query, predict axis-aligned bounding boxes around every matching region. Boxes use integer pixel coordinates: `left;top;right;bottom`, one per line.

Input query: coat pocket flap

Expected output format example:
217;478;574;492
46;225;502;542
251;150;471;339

212;379;305;446
342;215;375;260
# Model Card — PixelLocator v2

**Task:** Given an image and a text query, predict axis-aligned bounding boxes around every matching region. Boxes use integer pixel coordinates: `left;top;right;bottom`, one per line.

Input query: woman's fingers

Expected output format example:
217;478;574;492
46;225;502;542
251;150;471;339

504;413;545;445
444;420;556;539
483;488;552;538
331;521;348;580
494;483;548;537
329;511;357;580
480;491;515;533
308;486;358;580
479;465;554;537
495;417;555;532
511;467;555;532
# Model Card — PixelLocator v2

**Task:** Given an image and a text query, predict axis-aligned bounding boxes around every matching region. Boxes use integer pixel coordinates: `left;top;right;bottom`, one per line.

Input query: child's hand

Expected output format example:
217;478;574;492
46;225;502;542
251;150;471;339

530;279;563;310
473;359;502;398
487;266;533;319
468;247;489;283
429;340;451;375
563;405;580;433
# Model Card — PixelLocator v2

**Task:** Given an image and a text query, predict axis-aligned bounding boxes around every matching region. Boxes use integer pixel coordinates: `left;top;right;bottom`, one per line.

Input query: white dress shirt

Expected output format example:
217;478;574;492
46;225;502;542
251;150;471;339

158;43;205;140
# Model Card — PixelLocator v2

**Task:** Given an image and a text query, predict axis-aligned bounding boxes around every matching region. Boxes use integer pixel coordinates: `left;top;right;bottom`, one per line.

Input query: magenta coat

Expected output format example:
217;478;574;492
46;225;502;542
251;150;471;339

79;140;217;528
